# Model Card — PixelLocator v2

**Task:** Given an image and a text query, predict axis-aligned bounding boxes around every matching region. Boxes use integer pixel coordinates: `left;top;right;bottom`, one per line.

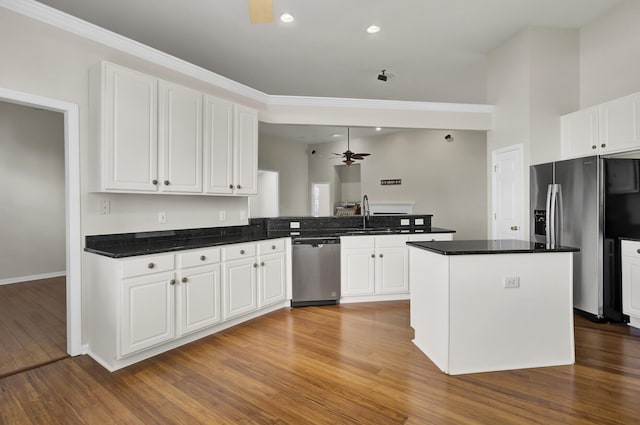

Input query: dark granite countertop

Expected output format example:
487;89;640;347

85;223;456;258
406;239;579;255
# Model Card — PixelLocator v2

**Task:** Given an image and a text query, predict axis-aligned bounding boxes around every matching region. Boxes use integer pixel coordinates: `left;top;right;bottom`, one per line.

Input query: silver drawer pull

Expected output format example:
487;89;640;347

182;277;188;283
148;263;155;269
169;279;176;286
261;262;265;266
200;255;206;261
272;245;276;250
240;249;245;255
253;263;258;268
636;249;640;254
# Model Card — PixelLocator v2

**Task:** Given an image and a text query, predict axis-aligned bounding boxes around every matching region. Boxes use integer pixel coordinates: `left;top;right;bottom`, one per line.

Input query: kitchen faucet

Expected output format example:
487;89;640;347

362;194;370;229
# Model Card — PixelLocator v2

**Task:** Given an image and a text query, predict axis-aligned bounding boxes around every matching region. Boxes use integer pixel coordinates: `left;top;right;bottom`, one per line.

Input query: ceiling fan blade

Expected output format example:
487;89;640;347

248;0;273;24
354;153;371;156
351;155;365;160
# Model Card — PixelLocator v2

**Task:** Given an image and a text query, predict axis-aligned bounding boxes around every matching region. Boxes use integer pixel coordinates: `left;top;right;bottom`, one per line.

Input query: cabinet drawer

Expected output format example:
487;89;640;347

375;235;409;248
121;254;175;278
408;233;454;242
340;236;375;249
223;243;256;261
622;240;640;257
179;247;221;268
258;239;285;255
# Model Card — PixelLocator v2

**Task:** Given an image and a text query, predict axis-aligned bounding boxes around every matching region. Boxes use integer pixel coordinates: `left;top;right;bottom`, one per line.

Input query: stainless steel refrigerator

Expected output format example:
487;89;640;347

531;156;640;321
530;156;604;319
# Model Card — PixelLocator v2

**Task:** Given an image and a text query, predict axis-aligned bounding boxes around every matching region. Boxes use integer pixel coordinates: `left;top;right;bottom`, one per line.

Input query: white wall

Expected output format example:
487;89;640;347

580;0;640;108
257;134;310;216
309;129;488;239
0;102;65;280
486;27;579;238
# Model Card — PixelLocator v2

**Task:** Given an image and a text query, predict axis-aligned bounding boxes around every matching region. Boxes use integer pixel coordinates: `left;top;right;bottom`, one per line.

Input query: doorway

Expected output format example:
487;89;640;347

311;183;331;216
0;87;82;360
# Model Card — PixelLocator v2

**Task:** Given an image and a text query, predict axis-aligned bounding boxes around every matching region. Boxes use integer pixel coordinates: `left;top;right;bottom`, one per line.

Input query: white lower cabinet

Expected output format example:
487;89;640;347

223;256;258;320
341;232;454;302
120;271;176;357
622;240;640;328
86;238;290;371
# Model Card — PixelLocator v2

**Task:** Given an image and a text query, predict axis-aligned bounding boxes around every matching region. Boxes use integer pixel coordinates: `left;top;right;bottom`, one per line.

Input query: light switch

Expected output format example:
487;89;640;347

290;221;301;229
504;276;520;288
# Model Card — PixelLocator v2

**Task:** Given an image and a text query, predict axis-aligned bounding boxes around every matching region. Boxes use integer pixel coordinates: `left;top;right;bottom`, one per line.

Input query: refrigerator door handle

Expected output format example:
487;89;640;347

546;184;553;246
550;184;558;246
556;184;563;246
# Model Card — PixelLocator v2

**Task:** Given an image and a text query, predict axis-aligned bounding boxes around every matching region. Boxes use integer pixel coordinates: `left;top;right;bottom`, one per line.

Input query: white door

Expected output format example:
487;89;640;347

203;94;234;194
104;63;158;191
259;252;286;307
223;258;257;320
177;264;221;336
311;183;331;217
159;81;203;193
341;248;375;296
491;145;523;240
600;93;640;154
375;247;409;294
120;272;175;357
233;105;258;195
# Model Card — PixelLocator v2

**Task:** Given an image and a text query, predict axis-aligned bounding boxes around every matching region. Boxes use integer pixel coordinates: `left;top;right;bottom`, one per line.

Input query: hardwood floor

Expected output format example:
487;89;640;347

1;301;640;424
0;277;67;378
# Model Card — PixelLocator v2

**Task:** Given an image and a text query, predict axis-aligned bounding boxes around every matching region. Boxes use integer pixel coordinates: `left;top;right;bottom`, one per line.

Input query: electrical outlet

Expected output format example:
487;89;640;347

219;211;226;221
158;211;167;224
401;219;410;226
415;218;424;225
504;276;520;288
290;221;300;229
99;199;110;215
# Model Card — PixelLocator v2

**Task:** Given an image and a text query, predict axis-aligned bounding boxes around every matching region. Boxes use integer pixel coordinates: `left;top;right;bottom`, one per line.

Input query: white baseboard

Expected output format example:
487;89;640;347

0;271;66;286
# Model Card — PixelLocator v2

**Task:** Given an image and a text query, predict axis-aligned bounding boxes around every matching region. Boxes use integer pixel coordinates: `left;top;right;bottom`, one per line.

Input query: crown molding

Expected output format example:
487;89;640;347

1;0;494;116
266;95;494;113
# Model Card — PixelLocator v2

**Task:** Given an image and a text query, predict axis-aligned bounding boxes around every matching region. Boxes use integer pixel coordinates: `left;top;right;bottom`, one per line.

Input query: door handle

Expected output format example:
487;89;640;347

510;226;519;231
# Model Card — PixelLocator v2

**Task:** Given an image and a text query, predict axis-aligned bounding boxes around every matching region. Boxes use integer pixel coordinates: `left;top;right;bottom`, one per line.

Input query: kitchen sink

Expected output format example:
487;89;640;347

346;228;397;235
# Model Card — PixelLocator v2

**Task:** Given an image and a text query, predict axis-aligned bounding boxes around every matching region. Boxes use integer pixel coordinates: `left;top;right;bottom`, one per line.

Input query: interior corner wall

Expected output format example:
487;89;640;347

0;102;65;281
580;0;640;108
486;27;579;239
257;134;310;216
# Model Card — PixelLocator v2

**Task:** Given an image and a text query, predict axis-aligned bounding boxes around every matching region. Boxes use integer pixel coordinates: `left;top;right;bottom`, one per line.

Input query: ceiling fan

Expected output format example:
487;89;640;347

248;0;274;24
332;128;371;166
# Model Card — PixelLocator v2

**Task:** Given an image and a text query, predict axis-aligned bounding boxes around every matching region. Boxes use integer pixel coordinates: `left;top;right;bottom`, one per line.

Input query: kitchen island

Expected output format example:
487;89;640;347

407;240;579;375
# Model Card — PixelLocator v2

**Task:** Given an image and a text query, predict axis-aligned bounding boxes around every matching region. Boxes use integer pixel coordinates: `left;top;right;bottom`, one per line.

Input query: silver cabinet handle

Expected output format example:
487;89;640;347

510;226;519;231
253;263;258;268
240;250;245;255
148;263;155;269
181;277;188;283
169;279;176;285
164;180;170;186
371;254;375;258
229;184;234;189
591;145;597;150
261;262;265;266
272;245;276;250
152;179;158;185
237;184;242;189
200;255;206;261
601;144;607;148
636;249;640;254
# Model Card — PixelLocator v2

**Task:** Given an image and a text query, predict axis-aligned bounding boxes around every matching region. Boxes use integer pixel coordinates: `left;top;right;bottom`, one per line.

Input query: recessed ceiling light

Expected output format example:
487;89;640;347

280;13;294;23
375;127;382;131
332;133;341;137
367;25;380;34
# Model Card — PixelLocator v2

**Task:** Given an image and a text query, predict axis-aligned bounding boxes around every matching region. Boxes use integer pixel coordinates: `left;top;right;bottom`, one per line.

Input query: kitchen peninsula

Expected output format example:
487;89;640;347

407;239;579;375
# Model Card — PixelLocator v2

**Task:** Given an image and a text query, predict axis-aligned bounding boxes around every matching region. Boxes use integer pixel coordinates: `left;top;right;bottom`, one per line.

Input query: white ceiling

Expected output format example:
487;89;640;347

35;0;622;104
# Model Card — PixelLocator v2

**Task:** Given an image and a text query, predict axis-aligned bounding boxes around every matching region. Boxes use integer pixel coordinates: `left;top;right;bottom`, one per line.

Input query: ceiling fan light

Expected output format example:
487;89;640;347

367;25;380;34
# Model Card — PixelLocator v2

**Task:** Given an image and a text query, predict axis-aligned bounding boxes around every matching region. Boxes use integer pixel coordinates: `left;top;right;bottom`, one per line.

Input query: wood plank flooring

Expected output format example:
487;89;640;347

1;301;640;424
0;277;67;378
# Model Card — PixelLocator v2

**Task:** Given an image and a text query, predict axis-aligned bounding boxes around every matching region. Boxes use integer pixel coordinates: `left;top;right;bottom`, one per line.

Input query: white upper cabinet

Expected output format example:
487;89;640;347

204;95;234;194
92;61;258;196
159;81;203;193
561;92;640;159
599;94;640;154
101;62;159;192
233;105;258;195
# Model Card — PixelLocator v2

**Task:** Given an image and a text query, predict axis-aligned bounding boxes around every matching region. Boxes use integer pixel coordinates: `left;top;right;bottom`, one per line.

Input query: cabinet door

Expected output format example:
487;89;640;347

223;258;257;320
233;105;258;195
622;242;640;319
177;264;221;336
341;248;375;296
600;94;640;154
104;63;158;191
375;247;409;294
561;108;598;159
159;82;203;193
120;272;175;357
259;252;286;307
204;95;234;194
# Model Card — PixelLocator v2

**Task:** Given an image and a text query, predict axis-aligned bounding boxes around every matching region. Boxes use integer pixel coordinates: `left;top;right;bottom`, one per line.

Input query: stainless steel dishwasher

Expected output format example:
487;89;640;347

291;237;341;307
